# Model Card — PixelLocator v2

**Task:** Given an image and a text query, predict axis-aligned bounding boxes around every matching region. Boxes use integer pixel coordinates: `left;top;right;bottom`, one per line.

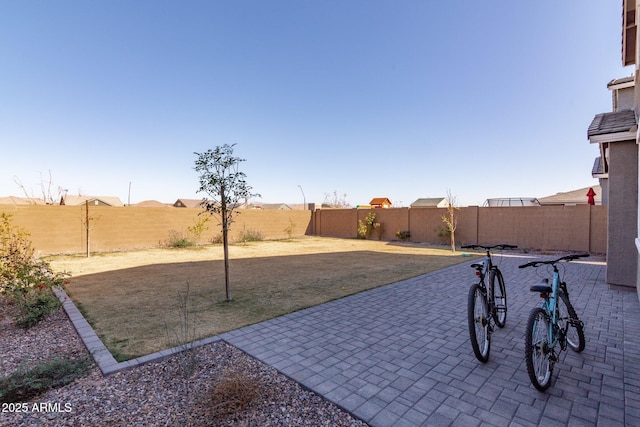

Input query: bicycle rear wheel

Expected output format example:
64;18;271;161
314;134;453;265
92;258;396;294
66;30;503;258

468;283;490;363
557;291;585;352
490;268;507;328
525;308;553;391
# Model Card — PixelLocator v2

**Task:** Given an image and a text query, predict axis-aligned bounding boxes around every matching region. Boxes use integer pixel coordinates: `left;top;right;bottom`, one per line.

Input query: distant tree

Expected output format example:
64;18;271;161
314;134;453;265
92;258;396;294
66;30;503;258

14;170;64;204
322;190;350;208
441;189;459;252
194;144;259;302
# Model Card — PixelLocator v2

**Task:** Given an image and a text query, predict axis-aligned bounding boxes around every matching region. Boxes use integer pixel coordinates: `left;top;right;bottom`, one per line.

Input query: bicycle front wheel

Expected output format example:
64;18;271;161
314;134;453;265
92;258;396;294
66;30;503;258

557;291;585;352
490;268;507;328
468;283;490;363
525;308;554;391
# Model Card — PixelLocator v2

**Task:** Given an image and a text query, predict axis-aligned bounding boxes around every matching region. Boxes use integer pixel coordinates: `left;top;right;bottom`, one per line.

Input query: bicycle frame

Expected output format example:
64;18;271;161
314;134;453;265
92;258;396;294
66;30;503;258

537;268;561;350
476;254;492;287
521;252;588;390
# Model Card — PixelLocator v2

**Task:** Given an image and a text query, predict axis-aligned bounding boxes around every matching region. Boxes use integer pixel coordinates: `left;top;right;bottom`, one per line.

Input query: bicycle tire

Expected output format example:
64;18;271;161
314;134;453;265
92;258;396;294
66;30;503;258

557;290;585;352
490;268;507;328
468;283;490;363
525;307;553;391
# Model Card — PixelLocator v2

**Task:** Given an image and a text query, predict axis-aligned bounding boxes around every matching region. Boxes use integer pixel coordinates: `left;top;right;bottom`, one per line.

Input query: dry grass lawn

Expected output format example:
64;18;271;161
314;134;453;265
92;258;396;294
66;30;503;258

48;237;476;360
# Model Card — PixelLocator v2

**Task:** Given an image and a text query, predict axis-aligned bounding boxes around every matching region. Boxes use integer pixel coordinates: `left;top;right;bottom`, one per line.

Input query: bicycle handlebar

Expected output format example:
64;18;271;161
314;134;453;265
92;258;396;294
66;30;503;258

518;253;589;269
461;244;518;250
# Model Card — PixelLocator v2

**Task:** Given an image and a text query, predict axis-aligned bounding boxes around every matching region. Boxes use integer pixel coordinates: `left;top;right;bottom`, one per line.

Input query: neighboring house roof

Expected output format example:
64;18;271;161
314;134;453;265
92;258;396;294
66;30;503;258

258;203;293;210
60;195;124;206
173;199;205;208
0;196;46;205
370;198;392;206
134;200;172;207
410;198;449;208
484;198;540;207
538;186;602;206
592;157;605;176
588;109;637;142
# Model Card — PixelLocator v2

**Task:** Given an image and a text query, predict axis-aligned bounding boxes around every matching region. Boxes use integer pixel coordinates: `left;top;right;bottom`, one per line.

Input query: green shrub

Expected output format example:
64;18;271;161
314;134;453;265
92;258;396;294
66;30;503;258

14;290;62;328
0;213;68;328
238;228;263;243
357;211;377;238
187;216;210;245
166;230;195;248
284;218;296;239
0;357;92;403
396;230;410;241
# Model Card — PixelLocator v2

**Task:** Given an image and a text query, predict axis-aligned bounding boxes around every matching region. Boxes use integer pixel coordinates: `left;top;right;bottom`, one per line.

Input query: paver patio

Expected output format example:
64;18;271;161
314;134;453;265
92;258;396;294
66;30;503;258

221;255;640;426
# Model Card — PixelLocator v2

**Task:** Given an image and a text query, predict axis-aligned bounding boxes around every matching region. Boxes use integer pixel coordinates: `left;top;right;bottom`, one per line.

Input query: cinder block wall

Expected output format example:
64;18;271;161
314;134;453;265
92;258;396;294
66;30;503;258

0;205;312;255
1;204;607;255
313;205;607;254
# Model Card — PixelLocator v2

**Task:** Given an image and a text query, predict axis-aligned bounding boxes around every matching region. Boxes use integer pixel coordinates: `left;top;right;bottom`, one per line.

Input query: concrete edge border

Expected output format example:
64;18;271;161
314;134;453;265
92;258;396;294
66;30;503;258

53;287;221;376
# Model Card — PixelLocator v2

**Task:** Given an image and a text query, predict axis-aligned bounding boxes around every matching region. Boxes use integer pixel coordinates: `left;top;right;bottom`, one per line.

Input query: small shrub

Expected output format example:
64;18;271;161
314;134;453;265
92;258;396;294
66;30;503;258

187;216;210;245
357;211;377;238
14;290;62;329
435;225;450;245
0;357;92;403
238;228;263;243
0;213;68;328
165;283;200;380
206;369;261;418
284;218;296;239
396;230;410;241
166;230;194;248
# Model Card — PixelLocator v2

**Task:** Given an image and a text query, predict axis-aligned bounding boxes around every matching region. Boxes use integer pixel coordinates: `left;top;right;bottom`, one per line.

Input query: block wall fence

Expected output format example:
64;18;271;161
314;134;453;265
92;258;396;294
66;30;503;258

313;205;607;254
0;205;313;255
1;204;606;255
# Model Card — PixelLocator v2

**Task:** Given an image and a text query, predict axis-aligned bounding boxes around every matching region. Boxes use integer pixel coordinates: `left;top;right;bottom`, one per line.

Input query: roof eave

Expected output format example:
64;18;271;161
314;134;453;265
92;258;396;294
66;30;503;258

589;129;637;144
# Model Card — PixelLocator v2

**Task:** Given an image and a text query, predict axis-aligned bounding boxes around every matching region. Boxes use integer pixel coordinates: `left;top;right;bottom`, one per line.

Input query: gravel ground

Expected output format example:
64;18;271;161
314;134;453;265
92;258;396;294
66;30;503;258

0;299;368;426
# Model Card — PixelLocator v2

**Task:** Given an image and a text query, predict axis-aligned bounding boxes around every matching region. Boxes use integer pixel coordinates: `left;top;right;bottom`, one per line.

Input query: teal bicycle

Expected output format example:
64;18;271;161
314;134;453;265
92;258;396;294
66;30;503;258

519;254;588;391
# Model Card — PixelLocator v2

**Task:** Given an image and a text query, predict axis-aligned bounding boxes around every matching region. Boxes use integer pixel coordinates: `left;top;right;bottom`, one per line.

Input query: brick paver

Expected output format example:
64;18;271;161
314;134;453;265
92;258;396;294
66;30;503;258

221;254;640;426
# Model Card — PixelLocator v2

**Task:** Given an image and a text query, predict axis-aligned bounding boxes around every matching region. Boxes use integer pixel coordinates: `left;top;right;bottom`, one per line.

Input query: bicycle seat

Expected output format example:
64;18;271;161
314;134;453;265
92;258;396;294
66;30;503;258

470;263;483;270
530;278;551;293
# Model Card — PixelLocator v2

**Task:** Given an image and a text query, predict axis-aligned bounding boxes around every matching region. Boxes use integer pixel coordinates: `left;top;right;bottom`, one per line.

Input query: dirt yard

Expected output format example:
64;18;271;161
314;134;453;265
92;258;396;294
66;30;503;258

47;237;474;359
47;236;459;277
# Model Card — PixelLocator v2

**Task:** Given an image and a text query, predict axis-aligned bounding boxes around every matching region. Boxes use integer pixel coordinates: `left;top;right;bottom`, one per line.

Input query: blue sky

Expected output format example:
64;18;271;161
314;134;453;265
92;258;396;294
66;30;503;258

0;1;629;207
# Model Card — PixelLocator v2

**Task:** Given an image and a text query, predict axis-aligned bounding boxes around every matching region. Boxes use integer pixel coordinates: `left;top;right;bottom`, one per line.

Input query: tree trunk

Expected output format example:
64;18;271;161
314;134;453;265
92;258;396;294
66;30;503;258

222;209;231;302
450;212;456;253
86;201;90;258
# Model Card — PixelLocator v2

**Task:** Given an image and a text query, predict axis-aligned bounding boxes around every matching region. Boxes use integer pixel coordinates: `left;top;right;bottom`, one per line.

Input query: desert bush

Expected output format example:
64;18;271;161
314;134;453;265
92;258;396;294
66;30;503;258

357;211;377;239
0;356;91;403
238;228;263;243
284;218;296;239
187;216;210;245
14;291;62;329
0;213;67;328
165;283;200;380
206;368;261;418
166;230;194;248
396;230;410;241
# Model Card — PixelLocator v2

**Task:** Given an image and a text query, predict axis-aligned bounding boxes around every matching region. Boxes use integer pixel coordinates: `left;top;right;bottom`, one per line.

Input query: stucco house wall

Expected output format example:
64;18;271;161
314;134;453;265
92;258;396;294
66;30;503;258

607;140;639;286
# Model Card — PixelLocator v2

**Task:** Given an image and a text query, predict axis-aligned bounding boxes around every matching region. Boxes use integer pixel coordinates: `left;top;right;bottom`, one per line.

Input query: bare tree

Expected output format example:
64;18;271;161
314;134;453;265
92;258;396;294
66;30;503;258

14;170;64;204
441;189;459;252
194;144;259;302
322;190;350;208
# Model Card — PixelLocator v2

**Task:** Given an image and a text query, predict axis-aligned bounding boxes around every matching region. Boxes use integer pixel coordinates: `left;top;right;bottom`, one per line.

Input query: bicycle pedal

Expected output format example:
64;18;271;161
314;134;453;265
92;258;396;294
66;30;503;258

558;329;567;349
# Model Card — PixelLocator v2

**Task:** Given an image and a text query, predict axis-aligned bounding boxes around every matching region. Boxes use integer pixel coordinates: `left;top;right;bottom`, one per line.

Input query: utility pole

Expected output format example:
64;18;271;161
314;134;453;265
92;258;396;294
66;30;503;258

298;185;306;210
